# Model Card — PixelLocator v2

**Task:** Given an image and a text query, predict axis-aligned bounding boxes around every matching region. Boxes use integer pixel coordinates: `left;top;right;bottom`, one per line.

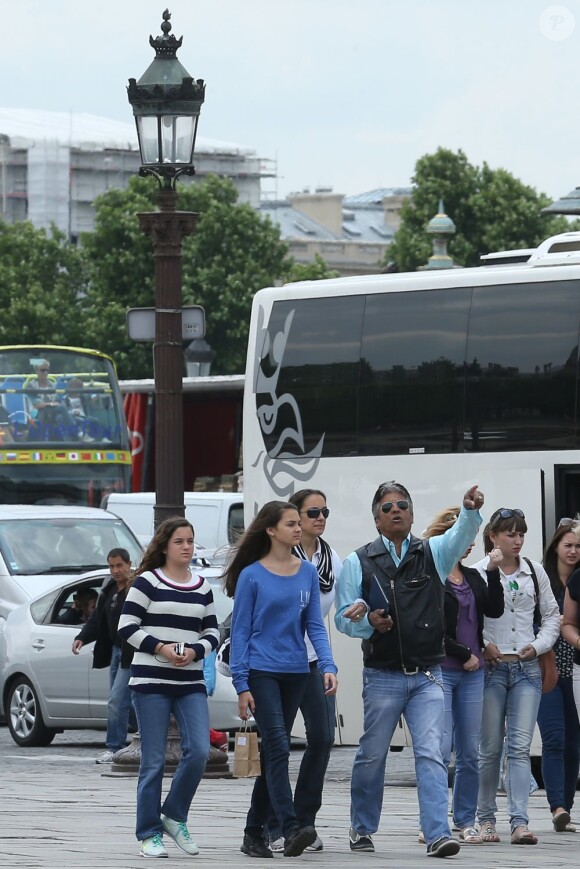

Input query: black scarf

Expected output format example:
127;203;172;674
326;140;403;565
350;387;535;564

293;538;335;593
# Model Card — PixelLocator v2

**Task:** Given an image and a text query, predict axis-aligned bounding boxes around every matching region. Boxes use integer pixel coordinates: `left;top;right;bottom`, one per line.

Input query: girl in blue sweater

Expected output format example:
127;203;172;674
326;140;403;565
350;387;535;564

225;500;338;859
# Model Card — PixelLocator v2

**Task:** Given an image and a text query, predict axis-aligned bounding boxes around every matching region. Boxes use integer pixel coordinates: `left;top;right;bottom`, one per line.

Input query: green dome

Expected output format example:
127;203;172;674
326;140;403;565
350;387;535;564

427;199;456;235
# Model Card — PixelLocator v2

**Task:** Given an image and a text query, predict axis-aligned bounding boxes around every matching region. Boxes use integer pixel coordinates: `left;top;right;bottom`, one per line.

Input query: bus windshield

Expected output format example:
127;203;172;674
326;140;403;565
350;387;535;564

0;346;131;506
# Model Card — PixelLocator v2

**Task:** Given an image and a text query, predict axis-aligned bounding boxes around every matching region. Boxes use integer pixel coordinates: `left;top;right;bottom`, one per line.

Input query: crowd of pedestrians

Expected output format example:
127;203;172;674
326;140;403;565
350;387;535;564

74;483;580;860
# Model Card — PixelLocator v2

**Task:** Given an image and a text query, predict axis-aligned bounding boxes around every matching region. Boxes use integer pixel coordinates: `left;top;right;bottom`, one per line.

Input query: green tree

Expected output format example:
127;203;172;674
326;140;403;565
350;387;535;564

81;175;290;378
285;253;339;283
386;148;573;272
0;220;86;345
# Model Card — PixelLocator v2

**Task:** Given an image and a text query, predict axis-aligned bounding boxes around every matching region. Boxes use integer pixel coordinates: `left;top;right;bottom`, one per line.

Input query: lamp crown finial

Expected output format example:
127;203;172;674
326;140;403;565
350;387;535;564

149;8;183;57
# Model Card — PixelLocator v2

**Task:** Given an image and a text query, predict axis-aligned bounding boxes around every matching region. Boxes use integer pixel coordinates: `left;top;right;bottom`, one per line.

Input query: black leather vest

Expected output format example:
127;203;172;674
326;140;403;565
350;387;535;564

356;534;445;670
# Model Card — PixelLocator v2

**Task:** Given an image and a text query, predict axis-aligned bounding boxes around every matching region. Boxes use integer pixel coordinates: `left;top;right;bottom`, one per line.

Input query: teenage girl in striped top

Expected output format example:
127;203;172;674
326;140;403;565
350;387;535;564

119;517;220;859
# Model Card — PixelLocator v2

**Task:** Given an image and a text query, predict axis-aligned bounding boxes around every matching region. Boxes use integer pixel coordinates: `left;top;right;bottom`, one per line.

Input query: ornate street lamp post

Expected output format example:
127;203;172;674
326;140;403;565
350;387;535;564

127;9;205;528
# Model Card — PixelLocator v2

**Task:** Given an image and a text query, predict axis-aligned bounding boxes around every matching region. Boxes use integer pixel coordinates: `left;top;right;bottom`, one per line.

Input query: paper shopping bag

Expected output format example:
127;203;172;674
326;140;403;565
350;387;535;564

233;722;261;778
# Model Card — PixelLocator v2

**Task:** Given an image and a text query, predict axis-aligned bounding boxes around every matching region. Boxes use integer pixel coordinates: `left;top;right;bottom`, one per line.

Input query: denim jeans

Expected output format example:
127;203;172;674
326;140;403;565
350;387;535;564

537;675;580;812
245;670;308;839
268;664;336;837
106;646;133;753
441;667;484;829
132;691;209;842
478;660;541;831
351;666;450;846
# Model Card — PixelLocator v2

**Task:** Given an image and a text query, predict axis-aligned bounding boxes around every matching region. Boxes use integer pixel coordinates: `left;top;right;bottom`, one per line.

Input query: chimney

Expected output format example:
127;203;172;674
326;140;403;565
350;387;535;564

289;187;344;235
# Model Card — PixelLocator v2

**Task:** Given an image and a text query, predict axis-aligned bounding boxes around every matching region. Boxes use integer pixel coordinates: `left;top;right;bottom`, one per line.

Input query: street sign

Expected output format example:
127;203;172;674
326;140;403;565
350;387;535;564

127;306;206;342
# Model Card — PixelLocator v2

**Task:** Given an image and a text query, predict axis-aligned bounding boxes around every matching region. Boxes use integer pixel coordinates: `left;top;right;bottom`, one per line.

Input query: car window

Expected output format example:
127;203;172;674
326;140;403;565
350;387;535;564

30;578;105;626
0;517;142;575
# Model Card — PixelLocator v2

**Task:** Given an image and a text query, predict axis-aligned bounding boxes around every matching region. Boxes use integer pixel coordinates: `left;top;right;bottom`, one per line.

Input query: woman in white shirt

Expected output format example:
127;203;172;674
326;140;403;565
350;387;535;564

267;489;342;854
471;508;559;846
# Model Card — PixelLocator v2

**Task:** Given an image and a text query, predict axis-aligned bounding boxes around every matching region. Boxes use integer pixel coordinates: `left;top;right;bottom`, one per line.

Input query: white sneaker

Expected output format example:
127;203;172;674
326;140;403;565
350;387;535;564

140;835;168;858
307;835;323;851
269;836;284;852
161;815;199;855
95;750;115;764
418;831;426;844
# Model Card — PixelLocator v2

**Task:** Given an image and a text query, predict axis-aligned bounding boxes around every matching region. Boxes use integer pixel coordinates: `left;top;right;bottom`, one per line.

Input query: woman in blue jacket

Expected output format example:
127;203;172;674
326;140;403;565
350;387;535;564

225;500;338;859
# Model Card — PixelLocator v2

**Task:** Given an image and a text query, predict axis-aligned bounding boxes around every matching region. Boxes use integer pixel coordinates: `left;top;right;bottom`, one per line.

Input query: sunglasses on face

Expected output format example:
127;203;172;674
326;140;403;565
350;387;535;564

381;500;410;514
301;507;330;519
490;508;525;526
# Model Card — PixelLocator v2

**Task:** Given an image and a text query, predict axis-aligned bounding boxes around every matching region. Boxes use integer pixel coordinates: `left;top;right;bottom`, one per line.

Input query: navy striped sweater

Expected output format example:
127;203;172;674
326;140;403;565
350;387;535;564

118;568;220;695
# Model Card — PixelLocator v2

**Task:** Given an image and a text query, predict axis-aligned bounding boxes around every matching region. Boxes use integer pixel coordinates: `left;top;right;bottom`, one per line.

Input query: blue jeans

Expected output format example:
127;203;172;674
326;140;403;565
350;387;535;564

478;660;541;831
132;691;209;842
268;664;336;837
106;646;133;753
441;667;484;829
245;670;308;839
537;675;580;812
351;666;450;846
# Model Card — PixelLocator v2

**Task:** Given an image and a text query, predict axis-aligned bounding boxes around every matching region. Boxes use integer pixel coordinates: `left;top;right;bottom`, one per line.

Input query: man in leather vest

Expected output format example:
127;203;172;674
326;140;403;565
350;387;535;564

335;481;484;857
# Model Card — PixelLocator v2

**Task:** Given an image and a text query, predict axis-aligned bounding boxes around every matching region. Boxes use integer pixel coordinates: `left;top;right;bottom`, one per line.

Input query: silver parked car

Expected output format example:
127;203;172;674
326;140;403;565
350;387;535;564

0;505;144;624
0;568;239;747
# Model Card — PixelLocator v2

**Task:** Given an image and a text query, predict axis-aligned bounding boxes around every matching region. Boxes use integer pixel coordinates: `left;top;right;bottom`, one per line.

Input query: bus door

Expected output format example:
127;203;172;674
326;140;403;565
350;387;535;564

554;464;580;527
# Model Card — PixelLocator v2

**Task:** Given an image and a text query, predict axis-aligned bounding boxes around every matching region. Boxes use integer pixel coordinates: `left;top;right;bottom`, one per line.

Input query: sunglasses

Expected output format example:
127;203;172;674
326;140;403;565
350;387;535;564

558;517;576;529
301;507;330;519
381;500;410;513
39;368;49;372
490;508;525;525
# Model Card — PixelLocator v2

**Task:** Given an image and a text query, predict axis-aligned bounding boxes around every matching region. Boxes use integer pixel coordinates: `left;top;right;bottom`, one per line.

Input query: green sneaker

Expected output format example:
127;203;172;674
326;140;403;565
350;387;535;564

140;834;168;858
161;815;199;855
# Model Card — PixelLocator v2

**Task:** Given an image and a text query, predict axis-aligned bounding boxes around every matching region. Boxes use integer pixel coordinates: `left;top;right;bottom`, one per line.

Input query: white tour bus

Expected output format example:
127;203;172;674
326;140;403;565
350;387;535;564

243;231;580;755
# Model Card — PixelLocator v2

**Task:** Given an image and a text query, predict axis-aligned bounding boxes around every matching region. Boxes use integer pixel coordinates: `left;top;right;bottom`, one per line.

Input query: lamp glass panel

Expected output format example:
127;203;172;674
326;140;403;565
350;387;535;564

161;115;195;163
136;116;161;164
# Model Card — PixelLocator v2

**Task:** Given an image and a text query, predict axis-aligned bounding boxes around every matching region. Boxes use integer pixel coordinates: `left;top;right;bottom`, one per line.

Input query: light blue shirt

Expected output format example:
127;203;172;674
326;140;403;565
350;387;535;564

334;506;482;639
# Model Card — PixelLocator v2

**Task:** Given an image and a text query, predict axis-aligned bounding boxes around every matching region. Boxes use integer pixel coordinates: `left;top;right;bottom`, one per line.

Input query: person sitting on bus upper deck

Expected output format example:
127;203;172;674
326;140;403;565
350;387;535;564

25;359;78;439
470;509;559;846
25;359;59;414
334;481;484;858
421;508;504;846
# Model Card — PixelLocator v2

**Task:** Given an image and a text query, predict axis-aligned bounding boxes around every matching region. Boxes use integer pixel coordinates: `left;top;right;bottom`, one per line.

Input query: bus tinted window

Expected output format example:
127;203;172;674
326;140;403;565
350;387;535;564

464;281;580;451
359;288;471;454
257;296;364;457
258;279;580;460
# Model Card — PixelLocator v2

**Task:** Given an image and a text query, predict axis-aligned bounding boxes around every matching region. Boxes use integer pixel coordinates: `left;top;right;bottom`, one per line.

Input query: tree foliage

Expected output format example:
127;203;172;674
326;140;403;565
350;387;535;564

285;253;340;283
0;220;86;346
81;175;290;378
386;148;573;272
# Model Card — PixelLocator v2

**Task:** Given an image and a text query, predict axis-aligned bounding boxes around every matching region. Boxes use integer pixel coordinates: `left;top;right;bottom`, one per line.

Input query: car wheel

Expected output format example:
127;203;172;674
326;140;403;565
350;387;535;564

7;677;56;747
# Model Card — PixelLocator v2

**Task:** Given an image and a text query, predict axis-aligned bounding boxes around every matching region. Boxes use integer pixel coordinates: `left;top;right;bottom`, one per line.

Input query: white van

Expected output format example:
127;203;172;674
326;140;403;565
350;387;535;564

101;492;244;551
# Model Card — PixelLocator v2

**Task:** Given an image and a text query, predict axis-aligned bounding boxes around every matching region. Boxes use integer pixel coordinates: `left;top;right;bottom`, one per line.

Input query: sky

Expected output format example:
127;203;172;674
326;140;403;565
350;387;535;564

5;0;580;201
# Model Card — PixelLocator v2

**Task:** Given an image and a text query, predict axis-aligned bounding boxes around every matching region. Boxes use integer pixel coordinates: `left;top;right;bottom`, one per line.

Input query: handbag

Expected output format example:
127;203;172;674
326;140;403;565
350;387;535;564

524;557;559;693
538;648;558;694
232;720;261;778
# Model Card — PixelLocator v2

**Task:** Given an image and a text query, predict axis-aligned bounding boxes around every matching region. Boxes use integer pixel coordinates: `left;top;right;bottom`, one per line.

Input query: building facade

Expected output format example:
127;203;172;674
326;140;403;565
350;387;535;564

261;187;411;276
0;109;271;241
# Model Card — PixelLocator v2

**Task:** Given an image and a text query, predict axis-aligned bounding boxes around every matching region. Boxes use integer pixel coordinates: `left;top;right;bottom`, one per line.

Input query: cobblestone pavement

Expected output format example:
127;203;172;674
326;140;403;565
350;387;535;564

1;725;578;868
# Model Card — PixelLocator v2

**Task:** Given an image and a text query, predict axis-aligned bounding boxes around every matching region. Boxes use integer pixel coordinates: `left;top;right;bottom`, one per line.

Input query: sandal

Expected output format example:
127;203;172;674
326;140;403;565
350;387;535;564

511;825;538;845
459;827;483;844
553;810;571;832
481;822;500;843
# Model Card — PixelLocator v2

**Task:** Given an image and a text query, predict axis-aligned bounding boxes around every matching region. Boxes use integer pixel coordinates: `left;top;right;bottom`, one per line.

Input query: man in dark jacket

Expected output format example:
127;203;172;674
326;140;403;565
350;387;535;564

335;481;484;858
72;548;133;763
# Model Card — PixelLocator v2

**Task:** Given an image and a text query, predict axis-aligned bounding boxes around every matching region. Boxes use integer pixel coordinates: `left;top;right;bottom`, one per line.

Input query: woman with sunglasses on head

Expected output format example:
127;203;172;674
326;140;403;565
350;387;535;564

471;508;559;846
225;500;338;859
537;520;580;833
422;508;504;846
266;489;342;854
